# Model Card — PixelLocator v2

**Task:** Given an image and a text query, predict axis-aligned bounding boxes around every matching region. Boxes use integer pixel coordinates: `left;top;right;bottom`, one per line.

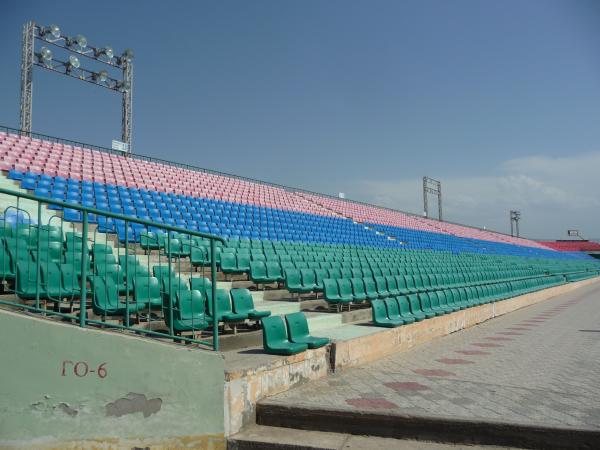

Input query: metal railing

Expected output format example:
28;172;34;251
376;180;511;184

0;186;225;351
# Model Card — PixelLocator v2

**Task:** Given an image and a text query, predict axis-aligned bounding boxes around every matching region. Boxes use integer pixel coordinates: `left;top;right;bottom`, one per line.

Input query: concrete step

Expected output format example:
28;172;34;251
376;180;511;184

227;424;516;450
255;402;600;450
304;312;343;332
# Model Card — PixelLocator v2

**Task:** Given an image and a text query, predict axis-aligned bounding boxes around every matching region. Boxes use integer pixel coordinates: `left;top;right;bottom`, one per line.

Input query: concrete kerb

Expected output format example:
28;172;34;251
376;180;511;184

224;277;600;436
255;403;600;450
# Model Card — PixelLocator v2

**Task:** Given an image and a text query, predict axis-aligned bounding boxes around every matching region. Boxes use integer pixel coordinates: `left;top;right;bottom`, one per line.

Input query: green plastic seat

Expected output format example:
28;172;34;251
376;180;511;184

385;298;414;324
314;269;328;291
140;231;162;251
206;288;247;323
261;315;308;355
92;243;112;261
0;244;15;280
350;278;368;302
41;262;74;300
404;275;418;294
284;312;329;349
266;261;284;283
284;268;303;293
190;277;211;295
94;263;126;294
15;260;44;300
220;253;238;274
250;261;271;285
385;276;400;296
371;299;403;327
418;292;444;317
323;278;343;303
191;245;209;269
397;296;425;321
93;277;145;317
299;269;318;292
436;290;460;312
133;276;162;308
362;277;379;301
374;276;390;298
165;289;208;333
60;263;83;297
231;288;271;320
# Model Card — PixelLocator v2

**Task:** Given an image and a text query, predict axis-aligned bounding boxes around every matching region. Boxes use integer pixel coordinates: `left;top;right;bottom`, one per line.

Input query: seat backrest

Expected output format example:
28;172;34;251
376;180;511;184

261;315;289;345
350;277;365;295
314;269;328;286
385;276;398;291
250;261;267;276
407;294;422;313
284;268;301;286
300;269;316;285
220;253;235;267
93;277;120;309
284;312;310;340
230;288;253;313
323;278;339;298
236;254;251;269
328;268;342;279
134;276;160;300
175;289;206;321
371;299;388;321
396;296;411;314
374;276;388;293
337;278;353;297
419;292;432;309
363;277;377;294
384;298;401;319
266;261;282;277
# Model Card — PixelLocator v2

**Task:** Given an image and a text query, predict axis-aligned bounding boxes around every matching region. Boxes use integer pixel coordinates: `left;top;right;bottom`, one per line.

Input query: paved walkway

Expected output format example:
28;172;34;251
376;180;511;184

263;281;600;430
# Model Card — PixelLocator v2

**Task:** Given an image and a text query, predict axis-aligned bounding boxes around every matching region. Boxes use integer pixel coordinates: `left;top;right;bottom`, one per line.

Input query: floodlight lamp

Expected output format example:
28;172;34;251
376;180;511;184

94;70;109;83
116;80;131;92
38;46;53;64
68;34;87;50
67;55;80;71
97;46;114;59
120;48;134;63
40;24;61;39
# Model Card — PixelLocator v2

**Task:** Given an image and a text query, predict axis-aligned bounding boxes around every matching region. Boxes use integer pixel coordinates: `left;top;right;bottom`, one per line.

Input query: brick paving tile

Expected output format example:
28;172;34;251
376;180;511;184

264;282;600;430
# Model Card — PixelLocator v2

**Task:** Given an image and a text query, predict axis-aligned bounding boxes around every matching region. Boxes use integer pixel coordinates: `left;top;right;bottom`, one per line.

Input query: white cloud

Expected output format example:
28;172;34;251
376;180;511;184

353;152;600;239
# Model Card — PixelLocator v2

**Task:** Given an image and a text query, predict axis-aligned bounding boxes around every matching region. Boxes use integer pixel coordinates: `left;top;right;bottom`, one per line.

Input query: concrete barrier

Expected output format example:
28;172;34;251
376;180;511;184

224;277;600;435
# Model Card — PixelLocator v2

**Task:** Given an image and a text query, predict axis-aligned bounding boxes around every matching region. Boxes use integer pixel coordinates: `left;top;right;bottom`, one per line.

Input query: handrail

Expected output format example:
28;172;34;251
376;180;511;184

0;124;530;240
0;186;224;351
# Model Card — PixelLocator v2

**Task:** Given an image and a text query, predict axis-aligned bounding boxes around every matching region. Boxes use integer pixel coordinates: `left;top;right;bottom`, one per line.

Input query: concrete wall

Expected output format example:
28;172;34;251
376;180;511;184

0;310;225;450
224;347;330;435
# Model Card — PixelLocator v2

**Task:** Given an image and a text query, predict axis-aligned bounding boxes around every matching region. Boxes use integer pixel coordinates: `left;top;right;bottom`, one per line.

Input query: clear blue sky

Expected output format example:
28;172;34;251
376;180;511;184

1;1;599;239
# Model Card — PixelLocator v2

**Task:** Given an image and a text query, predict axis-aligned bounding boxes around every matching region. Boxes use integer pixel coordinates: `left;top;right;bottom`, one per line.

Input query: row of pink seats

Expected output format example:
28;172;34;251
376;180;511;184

295;192;550;250
0;132;336;217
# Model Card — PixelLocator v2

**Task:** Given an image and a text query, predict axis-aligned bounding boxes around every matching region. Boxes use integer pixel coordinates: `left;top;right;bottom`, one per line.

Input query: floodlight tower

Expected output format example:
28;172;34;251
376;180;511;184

19;21;134;151
423;176;443;221
510;210;521;237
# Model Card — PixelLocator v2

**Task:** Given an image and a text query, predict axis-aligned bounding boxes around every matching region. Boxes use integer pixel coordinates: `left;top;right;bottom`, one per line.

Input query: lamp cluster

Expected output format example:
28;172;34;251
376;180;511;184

34;23;133;92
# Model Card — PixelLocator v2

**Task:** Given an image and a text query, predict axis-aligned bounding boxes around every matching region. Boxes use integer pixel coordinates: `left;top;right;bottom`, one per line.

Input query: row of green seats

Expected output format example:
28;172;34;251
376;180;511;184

372;276;566;327
262;312;329;355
